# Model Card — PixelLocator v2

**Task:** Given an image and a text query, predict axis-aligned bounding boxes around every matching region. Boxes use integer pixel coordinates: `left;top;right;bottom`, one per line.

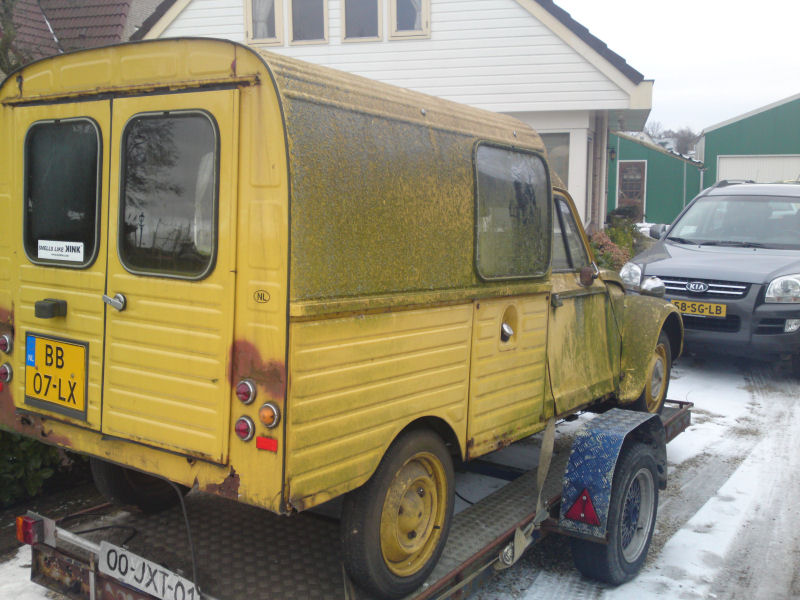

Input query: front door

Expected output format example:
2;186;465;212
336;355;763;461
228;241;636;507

548;192;617;413
617;161;646;221
100;91;238;463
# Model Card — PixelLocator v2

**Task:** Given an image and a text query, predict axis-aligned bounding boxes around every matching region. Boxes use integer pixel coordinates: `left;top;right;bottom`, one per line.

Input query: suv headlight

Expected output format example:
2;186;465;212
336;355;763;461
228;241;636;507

619;262;642;288
765;274;800;303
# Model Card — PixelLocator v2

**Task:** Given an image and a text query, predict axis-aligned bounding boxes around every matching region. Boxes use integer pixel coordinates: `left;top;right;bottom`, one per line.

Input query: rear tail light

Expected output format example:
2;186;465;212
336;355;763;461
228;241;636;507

236;379;256;404
0;334;11;353
16;515;43;545
0;363;12;383
234;416;255;441
258;403;281;428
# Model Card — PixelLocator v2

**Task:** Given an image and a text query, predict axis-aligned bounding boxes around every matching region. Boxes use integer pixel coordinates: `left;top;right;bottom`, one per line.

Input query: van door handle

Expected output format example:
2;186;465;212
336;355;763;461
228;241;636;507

102;293;127;312
35;299;67;318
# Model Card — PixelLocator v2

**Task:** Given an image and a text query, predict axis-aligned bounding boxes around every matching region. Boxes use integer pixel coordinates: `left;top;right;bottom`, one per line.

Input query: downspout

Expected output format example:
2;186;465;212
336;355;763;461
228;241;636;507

682;162;687;208
38;0;64;54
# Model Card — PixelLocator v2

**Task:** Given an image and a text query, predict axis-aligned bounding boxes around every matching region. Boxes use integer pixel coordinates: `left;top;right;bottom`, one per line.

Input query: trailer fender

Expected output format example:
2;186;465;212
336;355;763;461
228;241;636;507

558;408;666;540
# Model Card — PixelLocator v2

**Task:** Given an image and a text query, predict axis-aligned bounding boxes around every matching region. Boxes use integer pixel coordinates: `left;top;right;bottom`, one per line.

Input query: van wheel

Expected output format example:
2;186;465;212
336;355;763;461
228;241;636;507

341;429;454;599
570;442;658;584
90;458;187;514
630;331;671;414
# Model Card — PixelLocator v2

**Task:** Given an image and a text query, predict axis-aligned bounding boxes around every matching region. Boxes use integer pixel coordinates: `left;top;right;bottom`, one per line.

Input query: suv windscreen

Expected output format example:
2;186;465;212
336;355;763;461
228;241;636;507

668;195;800;250
24;119;100;266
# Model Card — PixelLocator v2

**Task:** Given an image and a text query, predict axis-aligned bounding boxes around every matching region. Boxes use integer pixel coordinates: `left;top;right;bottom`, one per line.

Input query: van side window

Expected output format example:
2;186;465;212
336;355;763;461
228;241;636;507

553;195;589;270
475;144;551;279
24;119;100;267
119;112;218;279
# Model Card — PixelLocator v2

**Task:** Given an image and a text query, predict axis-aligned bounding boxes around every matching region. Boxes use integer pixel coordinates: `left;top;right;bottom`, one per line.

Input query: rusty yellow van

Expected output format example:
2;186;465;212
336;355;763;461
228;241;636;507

0;39;681;598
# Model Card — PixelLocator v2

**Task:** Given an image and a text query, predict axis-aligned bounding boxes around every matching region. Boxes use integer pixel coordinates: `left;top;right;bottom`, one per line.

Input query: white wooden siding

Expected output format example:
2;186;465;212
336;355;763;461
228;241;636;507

160;0;628;113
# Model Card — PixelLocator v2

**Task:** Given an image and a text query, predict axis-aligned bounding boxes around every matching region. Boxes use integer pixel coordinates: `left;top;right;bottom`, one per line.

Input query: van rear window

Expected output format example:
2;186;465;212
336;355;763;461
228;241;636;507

24;119;100;267
119;112;218;279
475;144;551;279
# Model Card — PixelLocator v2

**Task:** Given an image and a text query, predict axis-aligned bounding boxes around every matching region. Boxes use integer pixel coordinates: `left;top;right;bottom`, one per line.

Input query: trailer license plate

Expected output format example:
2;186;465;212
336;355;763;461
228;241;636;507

25;334;87;415
99;542;200;600
671;299;727;318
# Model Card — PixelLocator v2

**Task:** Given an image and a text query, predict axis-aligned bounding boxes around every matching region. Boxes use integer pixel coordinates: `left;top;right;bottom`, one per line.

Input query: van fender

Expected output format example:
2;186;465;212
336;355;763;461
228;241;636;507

558;408;666;540
618;295;683;402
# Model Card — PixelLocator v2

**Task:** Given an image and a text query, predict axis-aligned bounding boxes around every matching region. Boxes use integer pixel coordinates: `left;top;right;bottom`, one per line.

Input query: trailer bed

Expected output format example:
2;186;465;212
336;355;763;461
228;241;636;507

26;401;691;600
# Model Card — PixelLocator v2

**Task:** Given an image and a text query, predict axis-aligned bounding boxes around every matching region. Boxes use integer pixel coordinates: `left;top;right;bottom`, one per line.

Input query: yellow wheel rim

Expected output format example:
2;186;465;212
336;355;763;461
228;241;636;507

644;343;668;413
379;451;448;577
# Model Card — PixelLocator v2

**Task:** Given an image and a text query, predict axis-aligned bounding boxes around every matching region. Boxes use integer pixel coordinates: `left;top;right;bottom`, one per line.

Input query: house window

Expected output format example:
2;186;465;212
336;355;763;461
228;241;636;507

344;0;380;40
248;0;282;44
390;0;429;38
539;133;569;186
475;144;551;280
290;0;327;43
617;160;646;221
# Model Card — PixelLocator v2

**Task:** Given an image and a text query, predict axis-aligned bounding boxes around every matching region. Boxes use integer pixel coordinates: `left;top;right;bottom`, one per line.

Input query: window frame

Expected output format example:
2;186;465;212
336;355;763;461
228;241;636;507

552;193;589;273
116;109;221;281
23;117;102;270
390;0;430;39
473;141;553;282
288;0;329;45
342;0;382;42
246;0;284;46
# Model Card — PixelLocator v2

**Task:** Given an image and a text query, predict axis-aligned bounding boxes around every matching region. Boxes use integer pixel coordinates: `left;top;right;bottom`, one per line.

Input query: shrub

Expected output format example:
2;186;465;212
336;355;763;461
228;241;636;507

0;430;84;508
590;215;643;271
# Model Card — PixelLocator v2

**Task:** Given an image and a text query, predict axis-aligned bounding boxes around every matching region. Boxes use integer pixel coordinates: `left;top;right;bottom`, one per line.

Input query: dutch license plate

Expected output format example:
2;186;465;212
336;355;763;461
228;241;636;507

25;334;87;414
99;542;200;600
671;299;727;318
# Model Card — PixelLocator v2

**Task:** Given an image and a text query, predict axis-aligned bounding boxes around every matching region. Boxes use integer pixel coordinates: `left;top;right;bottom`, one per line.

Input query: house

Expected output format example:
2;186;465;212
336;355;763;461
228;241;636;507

6;0;162;66
129;0;653;229
606;131;703;224
696;93;800;184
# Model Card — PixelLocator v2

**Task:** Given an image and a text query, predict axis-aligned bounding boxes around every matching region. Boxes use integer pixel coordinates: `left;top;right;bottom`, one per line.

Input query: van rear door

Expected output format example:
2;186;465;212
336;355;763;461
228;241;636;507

15;101;111;430
101;91;238;464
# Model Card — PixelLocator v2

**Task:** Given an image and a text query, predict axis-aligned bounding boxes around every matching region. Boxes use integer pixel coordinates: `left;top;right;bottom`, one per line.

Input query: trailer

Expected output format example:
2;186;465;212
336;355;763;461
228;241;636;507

15;400;691;600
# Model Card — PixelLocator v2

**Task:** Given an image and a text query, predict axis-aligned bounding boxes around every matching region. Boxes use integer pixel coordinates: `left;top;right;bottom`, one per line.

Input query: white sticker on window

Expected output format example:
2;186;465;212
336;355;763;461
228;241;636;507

38;240;84;262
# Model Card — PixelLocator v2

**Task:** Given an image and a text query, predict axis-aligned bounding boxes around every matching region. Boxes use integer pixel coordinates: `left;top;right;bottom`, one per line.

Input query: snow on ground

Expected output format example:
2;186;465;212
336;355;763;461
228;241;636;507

2;355;798;599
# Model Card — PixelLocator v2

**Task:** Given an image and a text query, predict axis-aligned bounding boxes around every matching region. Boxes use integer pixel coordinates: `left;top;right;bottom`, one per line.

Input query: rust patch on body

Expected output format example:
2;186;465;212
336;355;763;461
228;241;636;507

228;339;286;399
204;468;240;499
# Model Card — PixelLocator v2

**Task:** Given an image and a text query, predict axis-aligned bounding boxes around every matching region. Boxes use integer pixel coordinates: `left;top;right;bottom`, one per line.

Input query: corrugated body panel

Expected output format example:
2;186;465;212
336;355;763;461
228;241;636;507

160;0;629;112
467;295;548;458
286;304;472;507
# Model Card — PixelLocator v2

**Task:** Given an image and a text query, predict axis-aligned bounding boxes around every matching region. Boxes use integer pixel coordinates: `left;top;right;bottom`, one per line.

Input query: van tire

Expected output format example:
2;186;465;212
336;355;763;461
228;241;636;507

629;331;671;414
570;442;659;584
90;458;187;514
340;429;454;599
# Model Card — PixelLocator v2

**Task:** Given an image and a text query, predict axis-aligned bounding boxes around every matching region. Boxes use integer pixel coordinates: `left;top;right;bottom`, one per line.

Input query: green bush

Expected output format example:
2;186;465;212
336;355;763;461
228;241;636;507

590;215;644;271
0;431;64;507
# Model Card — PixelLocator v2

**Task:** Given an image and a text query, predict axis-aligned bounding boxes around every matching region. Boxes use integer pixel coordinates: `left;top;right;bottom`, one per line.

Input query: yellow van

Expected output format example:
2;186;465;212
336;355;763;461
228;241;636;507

0;39;681;598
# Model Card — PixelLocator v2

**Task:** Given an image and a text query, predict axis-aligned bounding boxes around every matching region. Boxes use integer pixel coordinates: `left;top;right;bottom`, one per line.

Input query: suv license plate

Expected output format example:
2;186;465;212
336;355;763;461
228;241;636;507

671;299;727;318
25;334;87;415
99;542;200;600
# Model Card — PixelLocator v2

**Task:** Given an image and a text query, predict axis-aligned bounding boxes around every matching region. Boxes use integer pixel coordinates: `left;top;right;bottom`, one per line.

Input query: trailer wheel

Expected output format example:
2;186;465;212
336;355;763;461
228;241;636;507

570;442;658;585
630;331;671;414
90;458;187;514
341;429;454;599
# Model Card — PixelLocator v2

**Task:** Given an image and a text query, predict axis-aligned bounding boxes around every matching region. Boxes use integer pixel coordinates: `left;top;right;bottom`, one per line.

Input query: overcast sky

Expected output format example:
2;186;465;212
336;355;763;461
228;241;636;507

554;0;800;133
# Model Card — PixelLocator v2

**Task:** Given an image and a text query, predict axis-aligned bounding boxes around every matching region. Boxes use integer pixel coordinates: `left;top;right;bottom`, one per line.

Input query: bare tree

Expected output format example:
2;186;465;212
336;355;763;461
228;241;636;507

672;127;700;155
0;0;30;75
644;120;664;140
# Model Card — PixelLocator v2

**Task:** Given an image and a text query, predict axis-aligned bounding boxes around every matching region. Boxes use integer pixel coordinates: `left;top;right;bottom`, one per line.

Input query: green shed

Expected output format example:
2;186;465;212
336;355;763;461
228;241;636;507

698;93;800;184
606;132;703;224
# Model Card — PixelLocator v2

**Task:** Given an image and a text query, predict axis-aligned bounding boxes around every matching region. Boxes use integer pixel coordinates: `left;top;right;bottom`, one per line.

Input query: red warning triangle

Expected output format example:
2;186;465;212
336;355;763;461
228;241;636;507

564;487;601;525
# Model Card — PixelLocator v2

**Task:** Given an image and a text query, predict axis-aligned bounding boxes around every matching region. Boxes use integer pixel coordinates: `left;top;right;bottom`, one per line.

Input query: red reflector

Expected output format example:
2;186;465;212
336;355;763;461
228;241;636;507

564;487;601;526
16;515;42;545
256;436;278;452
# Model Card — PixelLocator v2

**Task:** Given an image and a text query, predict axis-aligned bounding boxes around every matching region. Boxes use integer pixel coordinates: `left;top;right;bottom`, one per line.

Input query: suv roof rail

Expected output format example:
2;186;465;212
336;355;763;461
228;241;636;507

712;179;756;188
